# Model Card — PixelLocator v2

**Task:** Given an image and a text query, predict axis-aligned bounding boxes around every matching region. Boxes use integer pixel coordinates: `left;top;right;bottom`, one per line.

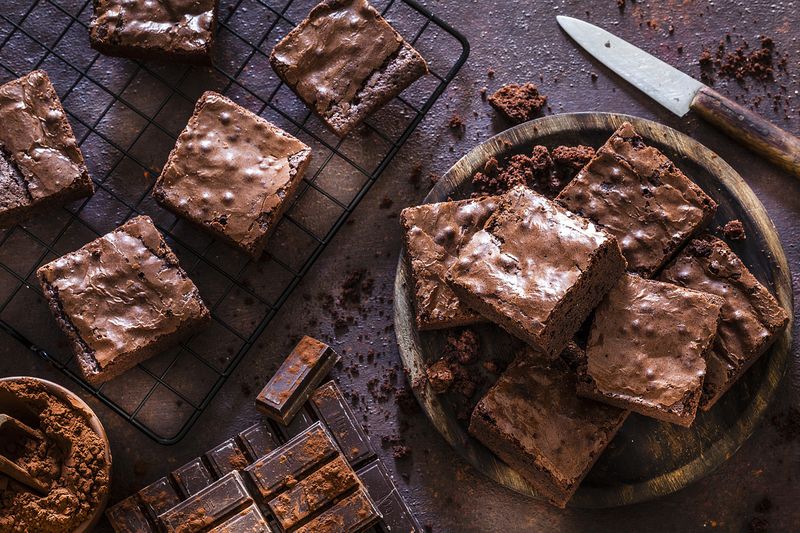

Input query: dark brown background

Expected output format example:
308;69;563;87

1;0;799;531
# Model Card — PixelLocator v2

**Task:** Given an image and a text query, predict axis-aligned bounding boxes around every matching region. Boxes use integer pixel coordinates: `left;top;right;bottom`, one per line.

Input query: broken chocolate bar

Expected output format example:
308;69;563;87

158;471;252;532
311;380;374;466
256;336;340;424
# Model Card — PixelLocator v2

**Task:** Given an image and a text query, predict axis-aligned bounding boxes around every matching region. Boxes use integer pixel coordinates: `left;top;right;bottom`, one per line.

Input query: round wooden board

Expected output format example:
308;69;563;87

393;113;793;508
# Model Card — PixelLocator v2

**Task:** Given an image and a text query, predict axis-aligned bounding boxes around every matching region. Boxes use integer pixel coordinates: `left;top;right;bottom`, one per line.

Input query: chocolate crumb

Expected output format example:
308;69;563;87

722;219;746;241
488;83;547;123
448;114;465;137
425;359;454;394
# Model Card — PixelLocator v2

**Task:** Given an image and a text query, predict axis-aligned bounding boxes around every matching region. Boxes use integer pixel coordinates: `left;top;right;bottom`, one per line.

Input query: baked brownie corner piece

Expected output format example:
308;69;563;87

0;70;93;228
90;0;219;64
446;185;626;359
153;91;312;259
469;350;628;508
578;273;724;427
270;0;428;137
659;236;789;410
400;196;499;330
36;216;210;385
557;122;717;277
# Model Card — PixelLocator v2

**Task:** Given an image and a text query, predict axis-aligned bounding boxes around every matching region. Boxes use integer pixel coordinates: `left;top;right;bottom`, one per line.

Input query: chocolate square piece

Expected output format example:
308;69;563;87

469;350;628;508
358;461;422;532
557;122;717;276
171;457;214;498
270;0;428;136
311;381;374;466
0;70;93;228
238;423;280;461
90;0;219;64
578;274;724;426
153;91;312;259
446;185;626;358
205;438;249;477
36;216;210;385
256;336;339;424
207;505;271;533
137;477;181;523
106;494;155;533
293;487;380;533
400;197;498;330
659;236;789;410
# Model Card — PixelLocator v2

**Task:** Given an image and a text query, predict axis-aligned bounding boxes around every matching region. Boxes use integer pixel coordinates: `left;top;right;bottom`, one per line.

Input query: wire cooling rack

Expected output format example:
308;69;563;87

0;0;468;444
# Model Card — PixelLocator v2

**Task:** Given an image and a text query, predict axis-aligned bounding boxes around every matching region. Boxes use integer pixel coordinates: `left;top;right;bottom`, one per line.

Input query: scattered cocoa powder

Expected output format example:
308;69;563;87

488;83;547;123
0;379;110;532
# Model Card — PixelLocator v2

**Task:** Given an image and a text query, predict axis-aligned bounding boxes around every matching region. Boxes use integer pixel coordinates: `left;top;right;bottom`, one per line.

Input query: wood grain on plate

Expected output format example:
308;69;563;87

393;113;793;508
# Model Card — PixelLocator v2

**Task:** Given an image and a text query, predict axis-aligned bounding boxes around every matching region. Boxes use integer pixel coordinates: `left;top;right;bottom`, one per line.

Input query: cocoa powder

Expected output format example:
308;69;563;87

0;379;109;532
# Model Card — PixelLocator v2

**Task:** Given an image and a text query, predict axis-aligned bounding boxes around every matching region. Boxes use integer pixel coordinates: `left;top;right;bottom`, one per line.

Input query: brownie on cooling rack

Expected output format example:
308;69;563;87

0;70;93;229
89;0;219;64
153;91;312;259
36;216;210;386
270;0;428;137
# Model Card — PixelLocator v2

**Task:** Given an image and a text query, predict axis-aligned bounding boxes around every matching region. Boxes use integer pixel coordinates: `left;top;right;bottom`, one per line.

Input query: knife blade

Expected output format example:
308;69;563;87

557;15;800;176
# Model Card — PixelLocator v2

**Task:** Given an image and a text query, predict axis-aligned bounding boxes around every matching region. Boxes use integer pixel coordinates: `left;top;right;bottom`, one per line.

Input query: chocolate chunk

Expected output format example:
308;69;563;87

244;422;338;500
137;477;181;523
358;461;422;532
205;438;249;477
293;487;380;533
311;381;375;466
268;455;358;530
171;458;214;498
106;495;155;533
207;504;271;533
238;423;280;462
256;336;339;424
158;471;253;533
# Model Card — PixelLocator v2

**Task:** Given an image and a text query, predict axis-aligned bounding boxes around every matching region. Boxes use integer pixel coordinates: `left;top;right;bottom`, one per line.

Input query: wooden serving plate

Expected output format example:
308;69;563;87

393;113;793;508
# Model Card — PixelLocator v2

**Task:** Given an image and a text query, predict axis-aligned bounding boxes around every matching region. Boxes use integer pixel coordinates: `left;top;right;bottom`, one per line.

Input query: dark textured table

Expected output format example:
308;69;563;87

1;1;799;531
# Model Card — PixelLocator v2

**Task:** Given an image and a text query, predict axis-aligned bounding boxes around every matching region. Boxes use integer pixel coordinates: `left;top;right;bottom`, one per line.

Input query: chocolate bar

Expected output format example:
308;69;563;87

137;477;181;523
256;336;339;424
268;455;358;530
293;487;381;533
238;422;280;461
311;380;374;466
358;461;422;533
158;471;253;532
244;422;338;500
171;457;214;498
206;438;249;477
106;494;155;533
207;504;271;533
276;407;315;440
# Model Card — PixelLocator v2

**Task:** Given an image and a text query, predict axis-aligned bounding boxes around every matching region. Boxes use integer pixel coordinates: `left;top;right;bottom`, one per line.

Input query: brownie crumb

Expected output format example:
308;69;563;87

409;163;423;189
487;68;495;78
722;219;746;240
488;83;547;124
616;0;626;10
700;36;780;83
448;114;465;137
479;86;488;99
443;329;480;365
590;72;598;82
426;358;455;393
552;145;595;171
429;172;440;185
392;445;411;459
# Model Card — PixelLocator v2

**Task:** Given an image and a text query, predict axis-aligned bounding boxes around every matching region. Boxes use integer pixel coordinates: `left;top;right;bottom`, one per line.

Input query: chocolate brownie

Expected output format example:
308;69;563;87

557;122;717;277
469;348;628;508
90;0;219;64
578;274;724;426
659;236;789;410
400;197;498;330
446;186;626;359
0;70;93;228
487;83;547;123
270;0;428;137
153;92;312;259
36;216;210;385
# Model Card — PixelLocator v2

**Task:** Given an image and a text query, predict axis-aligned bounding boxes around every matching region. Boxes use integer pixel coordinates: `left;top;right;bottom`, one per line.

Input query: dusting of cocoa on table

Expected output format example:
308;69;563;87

0;379;109;532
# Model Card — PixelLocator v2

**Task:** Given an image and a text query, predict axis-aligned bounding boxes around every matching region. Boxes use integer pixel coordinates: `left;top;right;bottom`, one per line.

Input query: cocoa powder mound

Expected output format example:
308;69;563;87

0;379;109;532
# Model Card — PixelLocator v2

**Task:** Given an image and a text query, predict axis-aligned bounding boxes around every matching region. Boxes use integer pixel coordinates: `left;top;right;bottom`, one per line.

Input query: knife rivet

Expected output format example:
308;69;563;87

604;41;611;48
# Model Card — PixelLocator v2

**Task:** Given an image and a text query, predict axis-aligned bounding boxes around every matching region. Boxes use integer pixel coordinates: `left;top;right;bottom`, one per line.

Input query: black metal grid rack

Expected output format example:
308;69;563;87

0;0;468;444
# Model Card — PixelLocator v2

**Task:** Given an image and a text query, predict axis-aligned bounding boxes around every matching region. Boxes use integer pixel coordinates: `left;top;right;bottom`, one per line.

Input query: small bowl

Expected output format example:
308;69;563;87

0;377;112;532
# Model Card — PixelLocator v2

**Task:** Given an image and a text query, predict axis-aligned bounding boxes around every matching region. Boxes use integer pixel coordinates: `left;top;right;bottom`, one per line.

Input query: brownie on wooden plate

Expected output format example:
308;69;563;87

557;122;717;277
577;274;724;426
446;185;626;359
0;70;93;228
90;0;219;64
36;216;210;385
153;92;312;259
400;197;499;330
469;345;628;508
659;236;789;410
271;0;428;136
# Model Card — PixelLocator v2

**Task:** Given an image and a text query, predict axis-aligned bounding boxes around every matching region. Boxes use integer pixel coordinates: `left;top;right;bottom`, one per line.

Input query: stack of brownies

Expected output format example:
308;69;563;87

401;122;789;507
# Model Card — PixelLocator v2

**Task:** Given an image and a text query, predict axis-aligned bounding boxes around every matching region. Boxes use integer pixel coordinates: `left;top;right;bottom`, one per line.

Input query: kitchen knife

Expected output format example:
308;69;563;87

557;15;800;176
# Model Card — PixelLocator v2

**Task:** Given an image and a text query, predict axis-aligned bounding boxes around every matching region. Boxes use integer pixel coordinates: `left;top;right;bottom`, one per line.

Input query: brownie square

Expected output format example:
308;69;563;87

659;236;789;410
0;70;93;228
469;347;628;508
153;92;312;259
270;0;428;137
36;216;210;385
90;0;219;64
446;185;626;359
400;197;499;330
577;273;724;426
557;122;717;277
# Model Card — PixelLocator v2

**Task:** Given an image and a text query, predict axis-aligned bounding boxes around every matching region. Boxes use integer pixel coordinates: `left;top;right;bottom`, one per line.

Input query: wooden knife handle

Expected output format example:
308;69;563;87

691;86;800;176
